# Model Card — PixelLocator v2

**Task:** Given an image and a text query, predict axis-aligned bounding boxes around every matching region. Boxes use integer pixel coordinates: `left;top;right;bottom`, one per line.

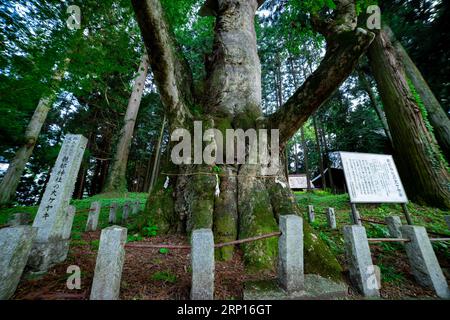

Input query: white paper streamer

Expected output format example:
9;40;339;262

163;176;170;189
275;177;287;188
215;174;220;197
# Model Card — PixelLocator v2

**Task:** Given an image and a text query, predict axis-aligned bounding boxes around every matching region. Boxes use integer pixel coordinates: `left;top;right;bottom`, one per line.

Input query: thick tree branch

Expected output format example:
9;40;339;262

269;28;375;144
131;0;194;128
269;0;373;144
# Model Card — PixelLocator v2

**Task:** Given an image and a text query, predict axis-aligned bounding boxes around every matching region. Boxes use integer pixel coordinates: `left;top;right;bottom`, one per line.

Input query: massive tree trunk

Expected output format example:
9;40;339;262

367;25;450;209
103;54;149;193
392;35;450;161
132;0;374;278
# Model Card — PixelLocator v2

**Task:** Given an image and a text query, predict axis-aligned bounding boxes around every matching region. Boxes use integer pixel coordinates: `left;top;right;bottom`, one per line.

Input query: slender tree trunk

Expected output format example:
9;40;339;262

293;141;299;174
74;163;86;199
103;54;149;193
320;126;335;193
149;115;166;193
313;116;326;189
275;54;283;110
358;69;393;144
368;25;450;208
0;98;53;205
144;147;155;191
300;127;312;191
90;159;102;196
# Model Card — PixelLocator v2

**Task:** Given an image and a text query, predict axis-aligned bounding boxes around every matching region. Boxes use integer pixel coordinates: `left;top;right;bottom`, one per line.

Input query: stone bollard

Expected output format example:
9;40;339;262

385;216;402;238
0;226;37;299
85;202;101;232
90;226;127;300
326;208;337;230
343;225;380;297
401;225;450;299
191;229;214;300
278;215;304;293
27;205;76;272
122;202;131;224
132;201;140;215
445;216;450;230
109;202;118;224
61;206;76;260
307;205;315;223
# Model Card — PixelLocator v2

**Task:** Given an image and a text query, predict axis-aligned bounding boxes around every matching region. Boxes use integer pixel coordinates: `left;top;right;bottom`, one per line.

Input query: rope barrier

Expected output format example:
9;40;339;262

368;238;410;243
160;172;285;179
214;231;281;248
124;231;282;250
429;238;450;242
359;217;450;238
368;237;450;243
359;218;387;225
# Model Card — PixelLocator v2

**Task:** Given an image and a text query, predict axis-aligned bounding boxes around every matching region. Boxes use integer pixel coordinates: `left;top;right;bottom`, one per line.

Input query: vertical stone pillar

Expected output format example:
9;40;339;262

62;206;76;244
385;216;402;238
109;202;118;224
0;226;37;299
326;208;337;229
90;226;127;300
401;225;450;299
445;216;450;230
85;201;101;232
28;134;87;272
278;215;304;293
307;205;315;223
191;229;214;300
132;201;141;215
343;225;380;297
122;201;131;224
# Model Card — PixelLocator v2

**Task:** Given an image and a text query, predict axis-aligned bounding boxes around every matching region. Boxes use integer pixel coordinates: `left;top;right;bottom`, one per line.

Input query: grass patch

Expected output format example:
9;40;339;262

151;271;177;283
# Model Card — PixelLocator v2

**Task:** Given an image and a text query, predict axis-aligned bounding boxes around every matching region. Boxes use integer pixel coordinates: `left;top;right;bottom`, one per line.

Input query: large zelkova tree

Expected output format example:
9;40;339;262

367;24;450;209
131;0;374;276
103;54;150;193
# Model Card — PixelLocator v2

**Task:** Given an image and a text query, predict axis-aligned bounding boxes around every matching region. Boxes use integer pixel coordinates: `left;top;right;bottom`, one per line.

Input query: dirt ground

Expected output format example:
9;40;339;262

12;232;447;300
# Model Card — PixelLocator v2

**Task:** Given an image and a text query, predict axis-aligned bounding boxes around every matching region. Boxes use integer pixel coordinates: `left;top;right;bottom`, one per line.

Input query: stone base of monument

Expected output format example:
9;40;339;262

26;239;70;273
243;275;348;300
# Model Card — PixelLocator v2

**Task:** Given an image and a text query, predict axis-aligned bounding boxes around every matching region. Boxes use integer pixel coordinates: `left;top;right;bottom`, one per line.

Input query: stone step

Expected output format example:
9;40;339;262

243;274;348;300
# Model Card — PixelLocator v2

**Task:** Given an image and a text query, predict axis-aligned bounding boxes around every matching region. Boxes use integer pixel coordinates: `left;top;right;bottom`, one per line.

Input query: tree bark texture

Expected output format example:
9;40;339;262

367;25;450;209
103;54;149;193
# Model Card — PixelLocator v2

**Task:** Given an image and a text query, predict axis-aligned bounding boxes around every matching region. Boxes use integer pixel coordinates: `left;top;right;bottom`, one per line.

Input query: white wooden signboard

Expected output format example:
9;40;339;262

340;152;408;204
